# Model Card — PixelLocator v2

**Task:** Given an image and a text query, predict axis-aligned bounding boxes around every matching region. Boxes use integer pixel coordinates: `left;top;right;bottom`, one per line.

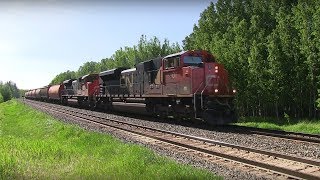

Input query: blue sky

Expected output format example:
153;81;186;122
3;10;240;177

0;0;214;89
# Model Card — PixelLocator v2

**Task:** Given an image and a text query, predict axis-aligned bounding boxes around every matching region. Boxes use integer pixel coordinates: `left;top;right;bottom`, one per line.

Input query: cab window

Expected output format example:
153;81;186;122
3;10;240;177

183;56;202;66
164;57;180;69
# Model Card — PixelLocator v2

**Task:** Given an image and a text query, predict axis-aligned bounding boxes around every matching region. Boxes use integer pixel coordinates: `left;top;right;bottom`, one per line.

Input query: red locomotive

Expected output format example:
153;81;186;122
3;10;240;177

25;50;237;125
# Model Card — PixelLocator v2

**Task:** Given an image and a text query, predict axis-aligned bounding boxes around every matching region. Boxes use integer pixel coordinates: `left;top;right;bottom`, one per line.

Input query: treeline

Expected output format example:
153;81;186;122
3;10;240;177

50;0;320;119
0;81;20;103
183;0;320;119
50;35;181;85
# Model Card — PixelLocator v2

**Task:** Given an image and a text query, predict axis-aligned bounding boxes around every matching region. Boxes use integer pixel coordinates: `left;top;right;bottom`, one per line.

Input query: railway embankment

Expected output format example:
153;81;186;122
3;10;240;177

0;100;218;179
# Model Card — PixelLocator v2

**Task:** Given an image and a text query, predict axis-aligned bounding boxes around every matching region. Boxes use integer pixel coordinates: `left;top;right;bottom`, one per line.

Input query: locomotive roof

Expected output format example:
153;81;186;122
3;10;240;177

163;50;214;59
63;79;75;84
164;51;187;59
99;67;128;77
81;73;98;80
121;68;136;74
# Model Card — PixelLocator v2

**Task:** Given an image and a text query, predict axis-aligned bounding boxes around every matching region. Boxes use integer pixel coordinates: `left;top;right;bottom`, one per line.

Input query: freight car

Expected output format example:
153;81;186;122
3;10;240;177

39;86;50;101
48;84;64;103
34;89;41;100
25;50;237;125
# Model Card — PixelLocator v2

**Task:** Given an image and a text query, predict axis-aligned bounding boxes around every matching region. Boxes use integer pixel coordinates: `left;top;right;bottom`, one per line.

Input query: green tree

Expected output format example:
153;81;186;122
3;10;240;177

0;93;3;103
20;89;27;98
50;70;77;85
99;58;115;72
184;0;318;119
50;34;181;85
77;61;100;77
0;81;20;101
317;90;320;108
0;85;12;102
293;0;319;117
5;81;20;98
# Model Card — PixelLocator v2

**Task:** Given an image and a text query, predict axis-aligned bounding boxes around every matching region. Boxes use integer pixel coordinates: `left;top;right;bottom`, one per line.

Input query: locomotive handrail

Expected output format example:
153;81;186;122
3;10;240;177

200;83;209;110
103;85;122;87
193;81;204;119
93;86;100;96
200;75;216;109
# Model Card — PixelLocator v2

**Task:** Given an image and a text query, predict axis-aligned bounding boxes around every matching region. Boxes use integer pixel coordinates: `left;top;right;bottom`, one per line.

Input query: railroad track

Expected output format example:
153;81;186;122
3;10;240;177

23;99;320;145
228;125;320;144
64;99;320;145
25;100;320;179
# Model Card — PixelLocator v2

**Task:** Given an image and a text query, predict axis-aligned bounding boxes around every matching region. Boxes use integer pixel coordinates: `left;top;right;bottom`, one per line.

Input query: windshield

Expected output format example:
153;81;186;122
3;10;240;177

183;56;202;65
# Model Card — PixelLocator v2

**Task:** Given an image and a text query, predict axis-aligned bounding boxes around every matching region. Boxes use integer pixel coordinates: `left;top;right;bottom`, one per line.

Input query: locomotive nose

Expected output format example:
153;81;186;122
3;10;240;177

204;63;232;95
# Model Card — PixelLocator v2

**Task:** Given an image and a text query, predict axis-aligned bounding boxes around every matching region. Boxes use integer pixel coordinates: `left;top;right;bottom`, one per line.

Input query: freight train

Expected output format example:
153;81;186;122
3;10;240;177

25;50;237;125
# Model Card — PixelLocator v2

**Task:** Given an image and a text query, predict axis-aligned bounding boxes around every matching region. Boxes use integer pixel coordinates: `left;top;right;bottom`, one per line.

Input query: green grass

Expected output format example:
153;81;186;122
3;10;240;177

0;100;220;179
236;116;320;134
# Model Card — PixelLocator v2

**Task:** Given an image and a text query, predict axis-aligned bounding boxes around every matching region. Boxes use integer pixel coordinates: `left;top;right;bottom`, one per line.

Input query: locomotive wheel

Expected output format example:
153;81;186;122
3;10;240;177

146;102;156;116
62;98;68;105
89;102;95;110
102;99;112;112
172;112;183;121
77;97;84;109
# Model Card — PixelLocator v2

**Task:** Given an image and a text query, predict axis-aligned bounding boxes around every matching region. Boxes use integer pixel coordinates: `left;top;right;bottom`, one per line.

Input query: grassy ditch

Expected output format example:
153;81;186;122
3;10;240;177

0;100;219;179
237;117;320;134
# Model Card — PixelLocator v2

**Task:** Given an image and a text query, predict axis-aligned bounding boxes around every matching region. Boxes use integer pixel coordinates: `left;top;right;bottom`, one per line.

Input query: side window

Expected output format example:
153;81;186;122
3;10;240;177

164;59;169;69
173;57;180;67
164;57;180;69
131;74;133;83
126;74;131;85
148;72;151;83
78;78;82;89
120;75;125;86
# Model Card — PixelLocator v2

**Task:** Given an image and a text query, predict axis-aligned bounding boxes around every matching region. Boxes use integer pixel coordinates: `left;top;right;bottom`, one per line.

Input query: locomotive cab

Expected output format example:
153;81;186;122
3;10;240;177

62;79;75;96
161;50;220;95
80;74;100;97
160;50;236;124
